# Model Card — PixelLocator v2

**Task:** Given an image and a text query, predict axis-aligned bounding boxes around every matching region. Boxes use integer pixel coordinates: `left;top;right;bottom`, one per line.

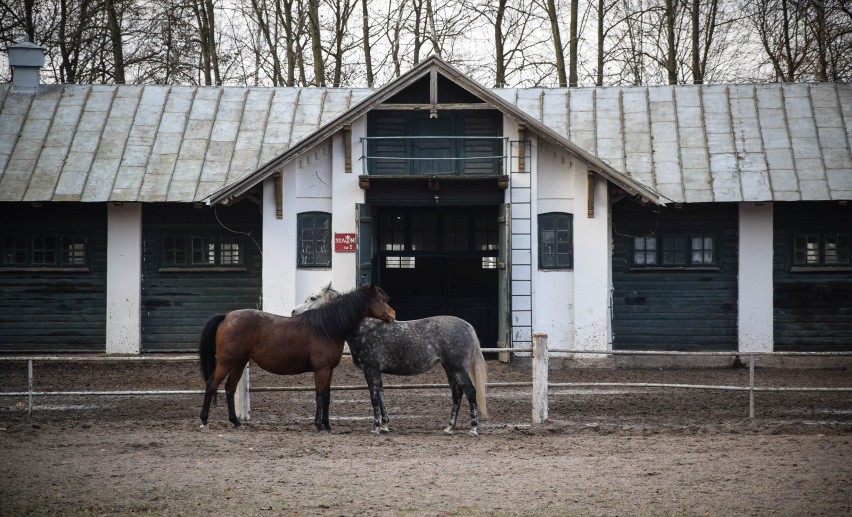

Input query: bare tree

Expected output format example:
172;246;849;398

327;0;361;86
307;0;324;85
747;0;812;81
361;0;374;86
542;0;568;86
103;0;124;83
568;0;579;86
189;0;221;85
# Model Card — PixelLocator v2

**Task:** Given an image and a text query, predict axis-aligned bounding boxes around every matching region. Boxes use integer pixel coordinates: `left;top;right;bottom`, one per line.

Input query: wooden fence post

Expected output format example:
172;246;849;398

235;364;250;422
532;332;549;424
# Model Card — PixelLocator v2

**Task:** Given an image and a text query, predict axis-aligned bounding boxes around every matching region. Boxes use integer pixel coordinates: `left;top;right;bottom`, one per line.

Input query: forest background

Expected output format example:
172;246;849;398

1;0;850;90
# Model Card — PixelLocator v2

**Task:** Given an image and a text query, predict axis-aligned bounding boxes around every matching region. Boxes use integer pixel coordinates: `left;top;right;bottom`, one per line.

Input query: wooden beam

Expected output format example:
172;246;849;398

372;103;493;110
343;124;352;173
274;172;283;219
587;171;595;218
517;124;526;173
429;68;438;118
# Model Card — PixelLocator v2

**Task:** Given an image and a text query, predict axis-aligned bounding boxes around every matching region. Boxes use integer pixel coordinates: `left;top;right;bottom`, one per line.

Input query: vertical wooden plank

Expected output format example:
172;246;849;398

532;332;549;424
235;364;250;422
343;124;352;173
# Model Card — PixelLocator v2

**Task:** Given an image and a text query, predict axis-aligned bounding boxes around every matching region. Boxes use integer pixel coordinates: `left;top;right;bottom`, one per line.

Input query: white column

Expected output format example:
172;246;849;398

572;173;611;352
331;123;364;290
106;203;141;354
738;202;774;353
262;174;296;315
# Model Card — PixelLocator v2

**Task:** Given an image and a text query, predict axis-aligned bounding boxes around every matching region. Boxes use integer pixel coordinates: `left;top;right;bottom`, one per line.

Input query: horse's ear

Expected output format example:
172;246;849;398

325;281;332;291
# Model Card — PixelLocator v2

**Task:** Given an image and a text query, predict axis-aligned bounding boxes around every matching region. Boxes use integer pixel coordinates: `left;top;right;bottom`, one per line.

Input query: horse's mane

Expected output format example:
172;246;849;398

295;284;388;341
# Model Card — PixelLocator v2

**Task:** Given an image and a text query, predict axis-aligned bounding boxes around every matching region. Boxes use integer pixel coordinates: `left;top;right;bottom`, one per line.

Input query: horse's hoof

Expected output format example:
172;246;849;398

380;425;390;433
199;424;209;431
371;428;381;434
469;428;478;436
443;426;454;435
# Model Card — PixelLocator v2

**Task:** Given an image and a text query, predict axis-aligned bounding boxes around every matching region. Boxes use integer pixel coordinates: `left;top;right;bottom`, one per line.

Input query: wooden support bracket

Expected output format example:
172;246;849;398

273;172;283;219
587;171;595;218
343;124;352;173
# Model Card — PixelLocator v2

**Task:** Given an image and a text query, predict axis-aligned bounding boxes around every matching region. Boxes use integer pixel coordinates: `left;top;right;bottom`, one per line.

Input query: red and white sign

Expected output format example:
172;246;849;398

334;233;356;252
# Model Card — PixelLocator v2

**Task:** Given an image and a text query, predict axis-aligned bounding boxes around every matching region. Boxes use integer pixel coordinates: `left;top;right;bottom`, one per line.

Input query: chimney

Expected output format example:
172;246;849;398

7;36;45;93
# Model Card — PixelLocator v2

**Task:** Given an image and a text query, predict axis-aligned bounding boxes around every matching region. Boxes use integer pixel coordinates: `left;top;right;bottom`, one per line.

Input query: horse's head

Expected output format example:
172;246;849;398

292;282;341;316
364;284;396;322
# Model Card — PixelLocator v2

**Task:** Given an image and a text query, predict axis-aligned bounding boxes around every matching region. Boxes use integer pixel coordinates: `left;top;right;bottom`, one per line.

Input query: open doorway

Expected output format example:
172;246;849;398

374;206;499;348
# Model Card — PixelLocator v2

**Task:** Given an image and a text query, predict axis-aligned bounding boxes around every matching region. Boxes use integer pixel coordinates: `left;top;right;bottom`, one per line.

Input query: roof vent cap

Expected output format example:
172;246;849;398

7;36;45;93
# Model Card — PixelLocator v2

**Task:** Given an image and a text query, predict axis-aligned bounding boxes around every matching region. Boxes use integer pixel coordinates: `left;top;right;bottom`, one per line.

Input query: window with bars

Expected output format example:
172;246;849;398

298;212;332;268
632;234;717;268
1;234;87;268
538;213;573;270
161;235;244;268
794;233;850;267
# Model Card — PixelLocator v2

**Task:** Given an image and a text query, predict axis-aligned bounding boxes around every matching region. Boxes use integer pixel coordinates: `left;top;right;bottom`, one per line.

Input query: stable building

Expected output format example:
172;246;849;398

1;41;850;357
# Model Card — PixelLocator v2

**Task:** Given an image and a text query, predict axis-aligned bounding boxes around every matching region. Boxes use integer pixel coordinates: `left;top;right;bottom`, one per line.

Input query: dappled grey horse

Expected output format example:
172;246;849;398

293;284;488;435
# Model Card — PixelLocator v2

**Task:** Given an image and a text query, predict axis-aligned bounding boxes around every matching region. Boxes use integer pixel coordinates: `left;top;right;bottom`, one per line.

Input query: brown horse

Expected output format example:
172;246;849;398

198;284;395;432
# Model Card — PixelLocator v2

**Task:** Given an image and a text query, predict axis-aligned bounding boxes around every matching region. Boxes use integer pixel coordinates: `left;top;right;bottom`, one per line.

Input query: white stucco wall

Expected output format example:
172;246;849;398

262;171;296;316
738;202;774;352
572;170;612;351
330;118;367;291
293;140;334;305
533;142;575;351
106;203;141;354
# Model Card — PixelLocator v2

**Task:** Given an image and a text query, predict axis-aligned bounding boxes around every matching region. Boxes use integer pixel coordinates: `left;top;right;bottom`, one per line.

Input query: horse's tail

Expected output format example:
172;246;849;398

468;331;489;420
199;314;227;396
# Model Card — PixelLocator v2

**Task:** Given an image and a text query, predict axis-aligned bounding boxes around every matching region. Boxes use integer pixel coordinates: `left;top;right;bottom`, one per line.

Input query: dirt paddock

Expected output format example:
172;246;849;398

1;358;850;516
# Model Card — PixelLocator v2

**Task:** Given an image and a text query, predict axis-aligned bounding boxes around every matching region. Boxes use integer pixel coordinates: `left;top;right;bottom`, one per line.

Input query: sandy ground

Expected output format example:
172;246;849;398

0;359;850;516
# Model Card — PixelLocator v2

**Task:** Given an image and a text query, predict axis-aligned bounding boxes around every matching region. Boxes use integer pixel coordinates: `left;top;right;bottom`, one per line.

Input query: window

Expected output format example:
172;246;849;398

160;235;245;268
794;232;850;267
161;234;243;268
1;234;87;268
633;237;657;265
632;234;717;268
443;212;469;252
476;211;499;269
539;213;573;269
298;212;331;268
377;208;498;271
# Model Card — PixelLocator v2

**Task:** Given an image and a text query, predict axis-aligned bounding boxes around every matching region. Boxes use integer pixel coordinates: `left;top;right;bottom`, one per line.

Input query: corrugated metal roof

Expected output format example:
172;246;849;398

1;79;849;204
495;83;852;202
0;83;372;203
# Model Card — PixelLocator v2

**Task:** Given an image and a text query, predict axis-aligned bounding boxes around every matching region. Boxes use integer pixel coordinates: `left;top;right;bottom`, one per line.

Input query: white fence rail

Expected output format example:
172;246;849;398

2;333;851;423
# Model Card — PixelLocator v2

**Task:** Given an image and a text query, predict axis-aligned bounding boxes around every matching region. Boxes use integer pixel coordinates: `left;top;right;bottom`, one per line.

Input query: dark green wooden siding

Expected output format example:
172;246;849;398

0;203;107;352
367;110;502;176
774;202;852;351
141;202;262;352
611;202;738;351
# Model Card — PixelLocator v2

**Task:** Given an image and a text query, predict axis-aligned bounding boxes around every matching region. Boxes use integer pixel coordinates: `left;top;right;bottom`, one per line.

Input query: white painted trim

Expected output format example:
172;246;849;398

106;203;141;354
738;202;774;352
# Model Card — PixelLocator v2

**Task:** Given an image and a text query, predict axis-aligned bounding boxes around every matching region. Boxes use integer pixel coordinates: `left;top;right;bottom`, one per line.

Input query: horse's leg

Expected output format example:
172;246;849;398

199;364;229;429
313;368;333;432
378;388;390;432
458;372;480;435
364;371;388;433
443;374;464;435
224;362;248;429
